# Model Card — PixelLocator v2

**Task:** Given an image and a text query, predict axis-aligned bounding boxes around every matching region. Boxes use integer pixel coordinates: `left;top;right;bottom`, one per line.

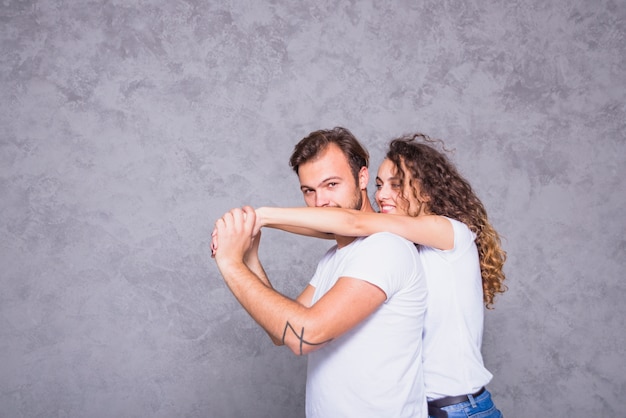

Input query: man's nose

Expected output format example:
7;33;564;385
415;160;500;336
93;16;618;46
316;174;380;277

315;191;330;207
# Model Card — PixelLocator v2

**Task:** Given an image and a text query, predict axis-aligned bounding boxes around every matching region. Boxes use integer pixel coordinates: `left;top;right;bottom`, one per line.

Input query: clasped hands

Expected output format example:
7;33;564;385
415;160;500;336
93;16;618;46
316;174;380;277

211;206;262;264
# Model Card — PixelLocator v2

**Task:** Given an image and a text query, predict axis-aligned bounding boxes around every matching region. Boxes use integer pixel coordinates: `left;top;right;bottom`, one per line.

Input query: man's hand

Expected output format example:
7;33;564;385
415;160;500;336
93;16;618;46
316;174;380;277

212;206;262;258
210;228;218;257
213;206;257;268
243;229;262;267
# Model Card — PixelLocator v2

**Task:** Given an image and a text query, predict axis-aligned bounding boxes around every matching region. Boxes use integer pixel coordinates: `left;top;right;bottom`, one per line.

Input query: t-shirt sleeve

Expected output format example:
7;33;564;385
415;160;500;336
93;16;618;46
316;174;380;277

309;246;337;288
446;218;476;261
340;232;418;299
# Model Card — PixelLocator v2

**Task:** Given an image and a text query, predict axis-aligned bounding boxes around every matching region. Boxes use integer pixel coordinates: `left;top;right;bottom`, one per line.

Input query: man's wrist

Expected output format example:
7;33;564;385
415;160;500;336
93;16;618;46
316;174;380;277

216;256;247;275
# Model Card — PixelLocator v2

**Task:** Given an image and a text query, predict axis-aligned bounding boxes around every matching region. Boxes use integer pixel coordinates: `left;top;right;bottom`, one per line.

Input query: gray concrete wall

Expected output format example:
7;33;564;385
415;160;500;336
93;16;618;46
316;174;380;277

1;1;624;417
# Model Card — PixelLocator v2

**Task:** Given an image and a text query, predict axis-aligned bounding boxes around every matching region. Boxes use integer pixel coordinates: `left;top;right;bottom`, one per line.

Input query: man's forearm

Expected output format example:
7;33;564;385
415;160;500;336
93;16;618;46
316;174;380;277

214;207;331;354
244;256;272;289
238;257;281;345
217;260;327;354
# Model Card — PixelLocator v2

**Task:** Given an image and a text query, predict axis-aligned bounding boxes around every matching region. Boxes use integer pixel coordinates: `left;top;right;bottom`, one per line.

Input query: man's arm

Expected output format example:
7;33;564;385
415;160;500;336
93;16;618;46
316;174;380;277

242;230;271;288
214;207;386;355
239;230;286;346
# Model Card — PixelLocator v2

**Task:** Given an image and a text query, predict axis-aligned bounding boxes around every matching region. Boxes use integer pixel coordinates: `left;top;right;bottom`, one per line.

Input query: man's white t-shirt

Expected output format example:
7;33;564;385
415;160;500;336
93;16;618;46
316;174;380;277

305;232;428;418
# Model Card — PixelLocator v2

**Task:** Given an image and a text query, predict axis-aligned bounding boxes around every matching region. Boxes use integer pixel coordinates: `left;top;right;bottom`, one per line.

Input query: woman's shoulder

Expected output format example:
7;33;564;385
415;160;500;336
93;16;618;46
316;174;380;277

441;216;474;236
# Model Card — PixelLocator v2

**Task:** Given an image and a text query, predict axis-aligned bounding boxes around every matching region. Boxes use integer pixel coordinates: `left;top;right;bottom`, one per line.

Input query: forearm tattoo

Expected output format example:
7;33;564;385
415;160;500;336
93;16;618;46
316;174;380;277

282;321;333;355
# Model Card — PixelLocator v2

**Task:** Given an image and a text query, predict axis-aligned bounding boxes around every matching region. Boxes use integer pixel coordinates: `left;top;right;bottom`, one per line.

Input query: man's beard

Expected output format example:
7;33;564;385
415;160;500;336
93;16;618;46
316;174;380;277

344;189;363;211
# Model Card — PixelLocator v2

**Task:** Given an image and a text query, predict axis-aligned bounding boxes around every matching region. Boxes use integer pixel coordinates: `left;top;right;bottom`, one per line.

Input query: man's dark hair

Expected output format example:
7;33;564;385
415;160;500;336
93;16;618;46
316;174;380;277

289;127;369;182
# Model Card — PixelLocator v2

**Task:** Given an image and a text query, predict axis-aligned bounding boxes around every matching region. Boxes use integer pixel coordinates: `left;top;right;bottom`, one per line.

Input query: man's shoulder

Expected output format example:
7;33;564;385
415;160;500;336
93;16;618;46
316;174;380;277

363;231;412;245
354;233;424;284
359;232;417;258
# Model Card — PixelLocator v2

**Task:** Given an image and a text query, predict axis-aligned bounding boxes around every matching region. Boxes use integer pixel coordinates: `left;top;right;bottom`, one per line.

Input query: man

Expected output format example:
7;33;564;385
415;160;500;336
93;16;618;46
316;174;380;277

213;127;428;417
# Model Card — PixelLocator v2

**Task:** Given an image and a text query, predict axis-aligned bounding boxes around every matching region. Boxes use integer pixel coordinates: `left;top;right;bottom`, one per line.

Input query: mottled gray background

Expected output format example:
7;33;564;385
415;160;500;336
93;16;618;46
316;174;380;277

1;0;624;417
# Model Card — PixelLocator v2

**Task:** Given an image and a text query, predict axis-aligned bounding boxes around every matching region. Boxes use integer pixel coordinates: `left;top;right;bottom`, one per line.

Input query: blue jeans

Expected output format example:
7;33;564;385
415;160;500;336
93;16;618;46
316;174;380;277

429;388;502;418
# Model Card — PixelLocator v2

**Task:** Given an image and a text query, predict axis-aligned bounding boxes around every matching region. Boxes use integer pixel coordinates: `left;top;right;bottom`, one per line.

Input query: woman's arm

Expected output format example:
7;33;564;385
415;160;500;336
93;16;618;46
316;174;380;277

256;206;454;250
264;224;334;240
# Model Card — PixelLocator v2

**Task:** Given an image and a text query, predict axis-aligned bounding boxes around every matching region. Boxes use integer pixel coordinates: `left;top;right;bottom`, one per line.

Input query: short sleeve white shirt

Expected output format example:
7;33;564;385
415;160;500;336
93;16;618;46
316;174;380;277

305;232;428;418
419;218;493;400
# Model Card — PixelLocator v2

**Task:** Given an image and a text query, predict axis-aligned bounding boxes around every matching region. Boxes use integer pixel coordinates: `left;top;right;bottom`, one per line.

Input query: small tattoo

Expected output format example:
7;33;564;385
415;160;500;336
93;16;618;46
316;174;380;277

282;321;333;355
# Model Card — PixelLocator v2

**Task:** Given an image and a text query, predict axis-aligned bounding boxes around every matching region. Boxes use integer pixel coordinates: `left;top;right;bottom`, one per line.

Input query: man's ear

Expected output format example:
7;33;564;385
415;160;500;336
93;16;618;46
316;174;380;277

358;166;369;190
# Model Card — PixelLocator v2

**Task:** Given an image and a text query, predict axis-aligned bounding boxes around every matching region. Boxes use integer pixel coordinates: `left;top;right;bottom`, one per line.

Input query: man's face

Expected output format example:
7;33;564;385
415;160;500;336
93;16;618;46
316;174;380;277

297;143;364;210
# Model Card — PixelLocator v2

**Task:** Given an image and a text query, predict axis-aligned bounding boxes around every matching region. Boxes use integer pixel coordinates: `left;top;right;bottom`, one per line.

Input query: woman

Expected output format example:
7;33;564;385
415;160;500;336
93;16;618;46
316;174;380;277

255;133;506;418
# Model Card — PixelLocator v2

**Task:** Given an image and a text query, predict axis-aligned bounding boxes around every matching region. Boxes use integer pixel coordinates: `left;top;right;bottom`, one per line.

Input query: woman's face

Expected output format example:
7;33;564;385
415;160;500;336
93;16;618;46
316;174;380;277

374;158;426;216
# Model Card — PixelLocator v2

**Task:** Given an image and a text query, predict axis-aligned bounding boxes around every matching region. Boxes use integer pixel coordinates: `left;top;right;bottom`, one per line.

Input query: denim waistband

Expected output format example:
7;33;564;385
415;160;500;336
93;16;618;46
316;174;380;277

427;387;486;408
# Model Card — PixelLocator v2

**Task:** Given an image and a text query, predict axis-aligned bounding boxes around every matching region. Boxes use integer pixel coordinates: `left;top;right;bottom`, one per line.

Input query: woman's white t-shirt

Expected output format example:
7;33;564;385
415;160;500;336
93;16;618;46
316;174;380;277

419;217;493;400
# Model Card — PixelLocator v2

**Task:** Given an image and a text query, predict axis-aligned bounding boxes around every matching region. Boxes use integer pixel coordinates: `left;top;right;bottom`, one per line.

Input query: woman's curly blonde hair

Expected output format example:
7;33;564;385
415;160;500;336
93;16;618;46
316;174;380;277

387;133;507;308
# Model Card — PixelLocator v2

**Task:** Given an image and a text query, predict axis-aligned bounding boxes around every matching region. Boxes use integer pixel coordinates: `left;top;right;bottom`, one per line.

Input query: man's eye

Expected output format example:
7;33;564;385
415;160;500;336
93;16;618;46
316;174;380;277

328;182;338;188
303;189;314;195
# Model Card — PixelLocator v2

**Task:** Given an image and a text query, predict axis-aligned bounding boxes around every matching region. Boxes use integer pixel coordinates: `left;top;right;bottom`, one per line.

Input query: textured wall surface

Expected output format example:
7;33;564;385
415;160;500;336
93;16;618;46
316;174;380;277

1;0;624;417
